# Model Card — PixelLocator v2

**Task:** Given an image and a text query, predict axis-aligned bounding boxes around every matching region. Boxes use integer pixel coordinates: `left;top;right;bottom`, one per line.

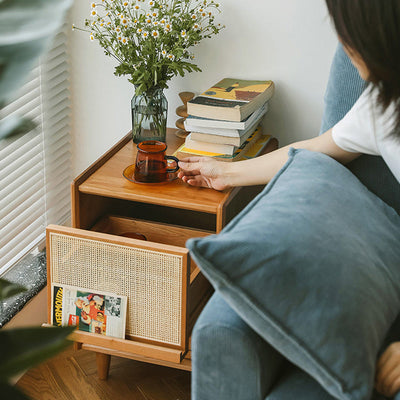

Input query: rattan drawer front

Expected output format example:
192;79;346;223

46;225;189;349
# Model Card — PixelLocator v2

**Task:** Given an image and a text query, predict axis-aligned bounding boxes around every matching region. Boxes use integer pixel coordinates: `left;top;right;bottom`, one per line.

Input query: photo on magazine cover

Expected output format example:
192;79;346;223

51;284;127;339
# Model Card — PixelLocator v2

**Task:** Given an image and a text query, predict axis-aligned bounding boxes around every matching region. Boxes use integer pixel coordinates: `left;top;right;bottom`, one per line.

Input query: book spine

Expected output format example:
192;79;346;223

185;134;237;155
190;132;241;146
214;127;263;161
186;103;242;122
184;121;241;137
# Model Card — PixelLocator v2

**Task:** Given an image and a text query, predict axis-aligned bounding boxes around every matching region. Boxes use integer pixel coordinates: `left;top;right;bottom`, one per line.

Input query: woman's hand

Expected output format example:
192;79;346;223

177;130;360;191
375;342;400;397
178;157;231;191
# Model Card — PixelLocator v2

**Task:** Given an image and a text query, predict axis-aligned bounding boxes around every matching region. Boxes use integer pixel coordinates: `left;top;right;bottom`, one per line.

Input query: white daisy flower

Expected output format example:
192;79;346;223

152;20;159;26
90;33;95;41
91;2;96;8
193;23;200;30
146;18;152;24
181;30;187;37
121;17;129;25
148;0;154;5
151;12;157;17
137;27;143;33
90;9;97;17
164;22;171;31
134;4;140;10
191;14;197;20
122;1;129;7
161;50;167;56
160;18;167;25
121;37;129;44
167;54;175;61
142;30;149;38
152;30;159;38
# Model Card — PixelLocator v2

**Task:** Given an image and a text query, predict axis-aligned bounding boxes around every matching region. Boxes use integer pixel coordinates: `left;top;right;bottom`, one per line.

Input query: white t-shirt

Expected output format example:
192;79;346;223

332;87;400;183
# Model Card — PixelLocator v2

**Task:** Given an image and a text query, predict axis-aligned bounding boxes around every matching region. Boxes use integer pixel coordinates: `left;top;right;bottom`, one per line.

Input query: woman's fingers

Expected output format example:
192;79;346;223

178;170;199;178
377;363;400;397
376;343;400;396
181;175;207;187
178;158;204;171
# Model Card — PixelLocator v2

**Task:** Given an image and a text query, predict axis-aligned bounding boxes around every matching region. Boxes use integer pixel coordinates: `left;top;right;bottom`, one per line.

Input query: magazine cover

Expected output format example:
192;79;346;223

51;284;127;339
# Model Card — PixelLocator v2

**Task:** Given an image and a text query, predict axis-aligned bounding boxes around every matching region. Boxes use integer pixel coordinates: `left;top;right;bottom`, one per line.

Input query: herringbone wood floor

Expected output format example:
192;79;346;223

16;346;191;400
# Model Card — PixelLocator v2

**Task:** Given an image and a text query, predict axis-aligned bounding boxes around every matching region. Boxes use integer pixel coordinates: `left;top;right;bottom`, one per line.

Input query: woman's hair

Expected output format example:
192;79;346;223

325;0;400;133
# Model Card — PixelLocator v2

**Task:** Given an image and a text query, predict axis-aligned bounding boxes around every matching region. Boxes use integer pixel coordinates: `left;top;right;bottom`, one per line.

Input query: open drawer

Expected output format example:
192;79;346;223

46;215;213;363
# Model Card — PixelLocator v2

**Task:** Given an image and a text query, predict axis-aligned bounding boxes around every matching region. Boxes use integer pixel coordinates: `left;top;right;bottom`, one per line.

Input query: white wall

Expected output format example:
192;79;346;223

69;0;338;176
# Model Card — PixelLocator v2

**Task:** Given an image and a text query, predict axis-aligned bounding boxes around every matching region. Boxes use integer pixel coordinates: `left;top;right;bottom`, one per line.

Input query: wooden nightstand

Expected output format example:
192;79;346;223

46;129;278;379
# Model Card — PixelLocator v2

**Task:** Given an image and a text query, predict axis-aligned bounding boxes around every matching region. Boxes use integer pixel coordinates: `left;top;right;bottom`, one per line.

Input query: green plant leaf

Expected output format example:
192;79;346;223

0;279;27;301
0;381;30;400
0;326;75;380
0;116;37;141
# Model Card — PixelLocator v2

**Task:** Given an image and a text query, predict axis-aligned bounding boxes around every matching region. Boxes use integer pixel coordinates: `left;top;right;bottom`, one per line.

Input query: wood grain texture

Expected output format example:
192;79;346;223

77;129;233;214
17;347;190;400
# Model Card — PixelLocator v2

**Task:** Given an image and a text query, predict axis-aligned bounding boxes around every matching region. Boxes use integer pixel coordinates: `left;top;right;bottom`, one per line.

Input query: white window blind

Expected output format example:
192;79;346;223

0;27;72;275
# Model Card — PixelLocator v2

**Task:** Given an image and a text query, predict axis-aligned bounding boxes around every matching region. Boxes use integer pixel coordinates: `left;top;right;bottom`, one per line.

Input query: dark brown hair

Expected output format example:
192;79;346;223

325;0;400;133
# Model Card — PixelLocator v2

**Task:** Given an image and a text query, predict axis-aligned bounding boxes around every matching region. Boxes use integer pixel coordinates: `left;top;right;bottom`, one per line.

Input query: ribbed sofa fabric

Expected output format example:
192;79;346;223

187;148;400;400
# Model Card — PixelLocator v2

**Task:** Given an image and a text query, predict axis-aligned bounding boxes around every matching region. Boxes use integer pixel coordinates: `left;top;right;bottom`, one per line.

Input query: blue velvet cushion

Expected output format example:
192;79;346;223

187;148;400;400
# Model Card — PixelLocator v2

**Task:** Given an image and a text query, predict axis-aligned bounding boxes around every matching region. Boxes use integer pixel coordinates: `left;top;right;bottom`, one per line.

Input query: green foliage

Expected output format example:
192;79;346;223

0;279;74;399
0;326;75;380
73;0;224;95
0;278;26;301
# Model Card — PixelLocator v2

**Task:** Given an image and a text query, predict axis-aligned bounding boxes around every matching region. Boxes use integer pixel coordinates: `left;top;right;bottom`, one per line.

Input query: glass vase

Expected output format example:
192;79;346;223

131;87;168;143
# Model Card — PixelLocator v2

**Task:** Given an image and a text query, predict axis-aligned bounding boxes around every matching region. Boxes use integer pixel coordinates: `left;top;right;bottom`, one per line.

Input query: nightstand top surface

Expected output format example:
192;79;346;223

77;129;234;214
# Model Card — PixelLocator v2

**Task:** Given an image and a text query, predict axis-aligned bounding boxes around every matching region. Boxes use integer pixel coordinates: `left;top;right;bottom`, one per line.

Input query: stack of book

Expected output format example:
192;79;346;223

175;78;275;162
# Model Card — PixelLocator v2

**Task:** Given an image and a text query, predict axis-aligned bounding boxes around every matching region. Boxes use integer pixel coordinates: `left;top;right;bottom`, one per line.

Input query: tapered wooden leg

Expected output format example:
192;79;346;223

96;352;111;380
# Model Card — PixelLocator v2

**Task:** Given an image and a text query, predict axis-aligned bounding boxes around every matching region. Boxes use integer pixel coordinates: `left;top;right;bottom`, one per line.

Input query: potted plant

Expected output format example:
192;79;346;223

73;0;224;143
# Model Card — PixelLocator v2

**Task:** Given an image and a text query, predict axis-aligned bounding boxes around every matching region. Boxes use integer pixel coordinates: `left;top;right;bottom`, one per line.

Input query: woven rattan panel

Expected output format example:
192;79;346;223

49;233;183;346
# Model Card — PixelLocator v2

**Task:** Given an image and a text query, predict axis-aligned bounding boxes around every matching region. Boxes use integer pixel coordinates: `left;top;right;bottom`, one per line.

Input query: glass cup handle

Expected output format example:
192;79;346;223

165;155;180;173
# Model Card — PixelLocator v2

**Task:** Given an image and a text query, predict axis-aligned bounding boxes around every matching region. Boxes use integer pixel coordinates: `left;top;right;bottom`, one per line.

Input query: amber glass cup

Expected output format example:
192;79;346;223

134;141;179;183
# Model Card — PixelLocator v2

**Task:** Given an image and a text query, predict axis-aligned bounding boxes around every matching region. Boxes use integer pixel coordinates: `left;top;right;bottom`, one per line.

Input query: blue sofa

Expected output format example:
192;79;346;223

191;45;400;400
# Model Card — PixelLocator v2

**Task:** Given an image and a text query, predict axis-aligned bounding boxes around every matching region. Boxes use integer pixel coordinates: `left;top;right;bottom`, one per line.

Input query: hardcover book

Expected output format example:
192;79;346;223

187;78;274;122
189;115;263;147
51;283;127;339
184;103;268;137
175;128;270;162
185;133;238;155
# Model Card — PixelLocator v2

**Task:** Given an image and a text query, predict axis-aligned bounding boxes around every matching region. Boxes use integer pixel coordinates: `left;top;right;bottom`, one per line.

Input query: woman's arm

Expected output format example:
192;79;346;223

178;129;361;190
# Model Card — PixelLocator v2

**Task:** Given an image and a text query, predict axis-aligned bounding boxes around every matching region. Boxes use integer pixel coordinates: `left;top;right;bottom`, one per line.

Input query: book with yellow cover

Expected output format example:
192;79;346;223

187;78;274;122
175;127;271;162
